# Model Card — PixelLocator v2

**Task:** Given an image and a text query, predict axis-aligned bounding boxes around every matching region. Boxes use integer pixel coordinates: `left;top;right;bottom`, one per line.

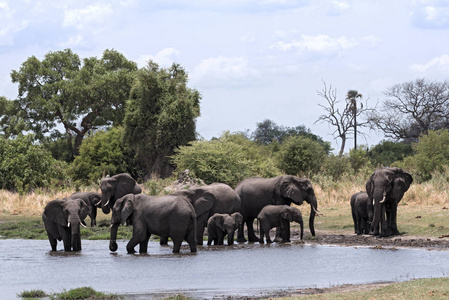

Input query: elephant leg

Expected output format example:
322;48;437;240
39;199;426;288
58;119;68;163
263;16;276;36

258;225;265;244
59;227;71;251
172;238;182;253
356;214;362;235
380;204;389;237
227;231;235;245
196;213;208;246
46;232;58;251
207;234;213;245
352;210;358;234
274;227;283;243
160;235;169;245
185;228;197;253
281;222;291;242
246;218;258;242
217;230;225;245
139;236;150;253
389;204;400;235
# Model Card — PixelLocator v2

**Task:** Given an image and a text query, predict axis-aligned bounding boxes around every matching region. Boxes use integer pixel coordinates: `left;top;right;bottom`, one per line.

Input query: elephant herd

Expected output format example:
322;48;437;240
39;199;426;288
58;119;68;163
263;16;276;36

42;167;413;253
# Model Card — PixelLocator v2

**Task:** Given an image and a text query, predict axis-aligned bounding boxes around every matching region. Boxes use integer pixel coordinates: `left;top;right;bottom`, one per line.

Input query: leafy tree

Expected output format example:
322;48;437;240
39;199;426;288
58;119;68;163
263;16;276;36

276;135;327;177
320;154;351;181
0;134;67;192
368;140;414;167
123;61;201;179
315;82;373;156
369;78;449;143
348;146;372;174
252;119;331;154
70;127;127;185
171;132;281;186
8;49;137;159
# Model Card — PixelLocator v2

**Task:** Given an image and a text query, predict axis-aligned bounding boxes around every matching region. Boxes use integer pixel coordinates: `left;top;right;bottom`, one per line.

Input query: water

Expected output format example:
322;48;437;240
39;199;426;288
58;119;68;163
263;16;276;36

0;239;448;299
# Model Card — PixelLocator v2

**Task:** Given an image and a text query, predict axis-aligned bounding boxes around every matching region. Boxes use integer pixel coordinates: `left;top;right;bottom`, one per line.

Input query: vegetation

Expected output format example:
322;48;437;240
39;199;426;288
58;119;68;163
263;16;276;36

18;289;48;298
49;287;122;300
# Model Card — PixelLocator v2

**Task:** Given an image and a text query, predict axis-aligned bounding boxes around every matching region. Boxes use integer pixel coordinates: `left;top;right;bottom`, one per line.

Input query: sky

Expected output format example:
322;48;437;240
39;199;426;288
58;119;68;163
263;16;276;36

1;0;449;154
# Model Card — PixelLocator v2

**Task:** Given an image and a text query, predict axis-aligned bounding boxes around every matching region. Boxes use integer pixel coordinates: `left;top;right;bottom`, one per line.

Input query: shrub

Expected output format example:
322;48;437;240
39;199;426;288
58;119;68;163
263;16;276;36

0;134;68;192
368;140;414;167
276;135;326;177
320;154;351;181
348;146;373;174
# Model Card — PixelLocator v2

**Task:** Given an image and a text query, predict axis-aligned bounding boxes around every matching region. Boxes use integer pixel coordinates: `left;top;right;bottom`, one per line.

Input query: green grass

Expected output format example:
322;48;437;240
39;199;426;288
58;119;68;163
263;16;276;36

49;287;122;300
282;277;449;299
17;289;48;298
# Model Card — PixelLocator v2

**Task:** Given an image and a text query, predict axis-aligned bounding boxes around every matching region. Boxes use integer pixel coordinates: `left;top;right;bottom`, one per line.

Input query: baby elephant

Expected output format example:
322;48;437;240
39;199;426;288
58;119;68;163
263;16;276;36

350;191;374;235
257;205;304;243
207;212;243;245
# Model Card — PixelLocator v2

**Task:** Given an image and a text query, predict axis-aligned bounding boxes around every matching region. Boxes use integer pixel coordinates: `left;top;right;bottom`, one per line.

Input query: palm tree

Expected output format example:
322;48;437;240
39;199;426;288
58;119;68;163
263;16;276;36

346;90;363;150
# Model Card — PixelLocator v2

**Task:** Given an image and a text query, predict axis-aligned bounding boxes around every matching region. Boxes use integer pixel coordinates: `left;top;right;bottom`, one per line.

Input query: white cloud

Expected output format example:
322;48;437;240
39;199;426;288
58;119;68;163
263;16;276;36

412;1;449;28
191;56;261;88
327;0;351;15
59;34;86;48
63;3;114;31
137;48;181;68
410;54;449;73
240;32;256;43
0;1;28;46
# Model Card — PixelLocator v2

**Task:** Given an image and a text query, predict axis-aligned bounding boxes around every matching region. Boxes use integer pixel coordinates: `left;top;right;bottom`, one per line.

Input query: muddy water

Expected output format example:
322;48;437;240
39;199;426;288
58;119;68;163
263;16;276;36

0;239;449;299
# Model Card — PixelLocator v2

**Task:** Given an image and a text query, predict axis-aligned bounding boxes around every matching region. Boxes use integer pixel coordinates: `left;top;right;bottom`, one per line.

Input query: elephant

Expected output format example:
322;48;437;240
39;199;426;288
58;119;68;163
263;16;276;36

69;191;101;227
366;167;413;237
42;198;89;251
207;212;243;245
350;191;373;235
257;205;304;243
109;193;197;254
235;175;318;243
100;173;142;214
169;183;241;245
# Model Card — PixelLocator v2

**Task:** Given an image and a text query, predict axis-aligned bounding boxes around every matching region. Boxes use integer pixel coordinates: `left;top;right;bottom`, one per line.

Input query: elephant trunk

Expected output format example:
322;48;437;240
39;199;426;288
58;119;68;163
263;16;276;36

298;219;304;240
370;187;385;232
109;223;119;252
308;195;317;236
101;194;111;214
69;215;82;251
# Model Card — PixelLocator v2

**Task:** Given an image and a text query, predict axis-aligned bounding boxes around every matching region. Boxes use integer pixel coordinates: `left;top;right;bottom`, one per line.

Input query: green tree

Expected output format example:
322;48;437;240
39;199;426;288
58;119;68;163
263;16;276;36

123;61;201;179
8;49;137;159
346;90;363;150
70;127;127;185
171;132;280;186
368;140;414;167
276;135;327;177
0;134;67;192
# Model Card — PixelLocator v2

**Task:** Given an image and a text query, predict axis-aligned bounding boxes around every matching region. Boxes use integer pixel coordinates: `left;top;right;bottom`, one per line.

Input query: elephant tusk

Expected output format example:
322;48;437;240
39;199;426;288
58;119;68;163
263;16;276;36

80;222;87;228
103;199;110;207
379;192;387;204
68;222;71;227
94;201;102;207
312;206;322;217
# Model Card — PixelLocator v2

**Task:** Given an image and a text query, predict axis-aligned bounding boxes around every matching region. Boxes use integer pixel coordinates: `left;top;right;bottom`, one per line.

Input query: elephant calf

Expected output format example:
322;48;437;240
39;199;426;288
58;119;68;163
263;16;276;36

257;205;304;243
207;212;243;245
350;191;373;235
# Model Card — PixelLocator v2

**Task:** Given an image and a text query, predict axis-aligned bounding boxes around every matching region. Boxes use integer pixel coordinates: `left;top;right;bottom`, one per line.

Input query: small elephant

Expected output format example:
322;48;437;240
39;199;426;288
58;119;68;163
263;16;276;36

100;173;142;214
109;193;197;254
350;191;373;235
257;205;304;243
69;191;101;227
42;198;89;251
207;212;243;245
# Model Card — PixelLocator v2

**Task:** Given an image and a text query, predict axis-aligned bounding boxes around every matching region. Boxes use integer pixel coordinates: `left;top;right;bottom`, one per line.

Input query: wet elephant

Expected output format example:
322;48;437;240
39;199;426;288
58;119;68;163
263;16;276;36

42;198;89;251
235;175;318;242
366;167;413;237
69;191;101;227
100;173;142;214
109;193;197;254
257;205;304;243
207;212;243;245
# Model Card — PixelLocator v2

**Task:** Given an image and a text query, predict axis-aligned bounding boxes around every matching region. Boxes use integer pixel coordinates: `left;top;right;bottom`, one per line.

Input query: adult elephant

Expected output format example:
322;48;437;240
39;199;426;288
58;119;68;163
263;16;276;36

109;193;197;254
366;167;413;237
235;175;318;242
42;198;89;251
100;173;142;214
173;183;241;245
69;191;101;227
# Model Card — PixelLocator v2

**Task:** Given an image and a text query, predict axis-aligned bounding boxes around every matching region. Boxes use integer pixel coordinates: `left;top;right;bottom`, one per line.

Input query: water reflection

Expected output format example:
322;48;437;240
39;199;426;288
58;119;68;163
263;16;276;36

0;239;448;299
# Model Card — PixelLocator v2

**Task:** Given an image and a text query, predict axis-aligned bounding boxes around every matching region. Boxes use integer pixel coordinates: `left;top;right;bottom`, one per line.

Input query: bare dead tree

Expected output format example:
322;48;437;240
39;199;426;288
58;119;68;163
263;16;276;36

315;81;374;156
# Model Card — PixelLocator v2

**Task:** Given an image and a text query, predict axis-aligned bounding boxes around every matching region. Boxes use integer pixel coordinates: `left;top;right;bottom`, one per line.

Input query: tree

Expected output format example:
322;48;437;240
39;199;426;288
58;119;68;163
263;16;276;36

369;78;449;143
368;140;414;167
315;82;372;156
252;119;331;154
346;90;363;150
123;61;201;179
8;49;137;159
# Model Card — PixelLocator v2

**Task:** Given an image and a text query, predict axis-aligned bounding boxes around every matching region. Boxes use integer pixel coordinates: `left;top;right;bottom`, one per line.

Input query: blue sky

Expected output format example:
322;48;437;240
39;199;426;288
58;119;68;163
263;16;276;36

1;0;449;154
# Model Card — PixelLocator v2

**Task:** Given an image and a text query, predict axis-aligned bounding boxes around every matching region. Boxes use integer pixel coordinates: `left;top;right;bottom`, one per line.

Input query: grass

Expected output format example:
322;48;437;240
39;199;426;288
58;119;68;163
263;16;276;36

283;277;449;299
18;287;122;300
17;289;48;298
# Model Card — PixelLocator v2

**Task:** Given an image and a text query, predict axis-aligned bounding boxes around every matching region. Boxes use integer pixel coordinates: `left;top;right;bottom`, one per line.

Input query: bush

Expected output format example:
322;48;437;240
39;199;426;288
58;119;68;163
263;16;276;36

320;154;351;181
171;132;280;187
368;140;414;167
70;127;127;185
276;135;326;177
349;146;373;174
0;134;68;192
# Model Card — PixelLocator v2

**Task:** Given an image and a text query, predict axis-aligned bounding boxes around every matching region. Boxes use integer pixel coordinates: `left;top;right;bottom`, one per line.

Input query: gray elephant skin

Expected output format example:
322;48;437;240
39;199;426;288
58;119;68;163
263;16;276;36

207;212;243;245
235;176;317;242
100;173;142;214
350;191;373;235
42;198;89;251
173;183;241;245
257;205;304;243
69;191;101;227
109;193;197;254
366;167;413;237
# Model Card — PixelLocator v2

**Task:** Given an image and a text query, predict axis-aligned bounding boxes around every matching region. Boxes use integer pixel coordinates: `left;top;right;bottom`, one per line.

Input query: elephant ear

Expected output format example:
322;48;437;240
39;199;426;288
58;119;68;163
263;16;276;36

216;215;226;231
189;188;216;217
89;192;102;206
281;206;293;222
232;212;243;228
112;194;134;225
116;174;138;198
366;173;375;200
391;170;413;199
44;199;67;227
77;199;90;221
279;176;304;205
